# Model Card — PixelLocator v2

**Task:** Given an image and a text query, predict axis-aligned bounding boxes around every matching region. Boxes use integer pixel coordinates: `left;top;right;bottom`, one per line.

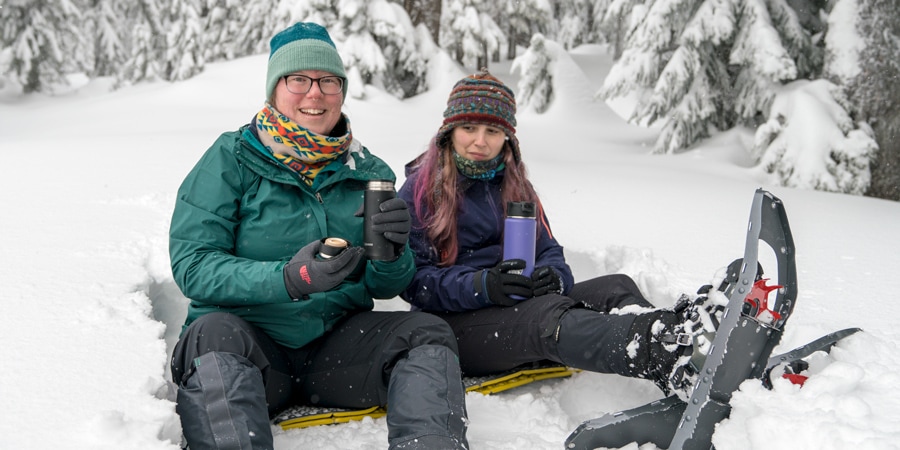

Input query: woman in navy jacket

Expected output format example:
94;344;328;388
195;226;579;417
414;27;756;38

398;70;717;395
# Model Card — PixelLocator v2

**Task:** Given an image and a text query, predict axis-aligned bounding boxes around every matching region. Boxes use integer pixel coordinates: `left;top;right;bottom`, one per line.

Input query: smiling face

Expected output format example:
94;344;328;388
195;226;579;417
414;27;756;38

271;69;343;136
450;124;507;161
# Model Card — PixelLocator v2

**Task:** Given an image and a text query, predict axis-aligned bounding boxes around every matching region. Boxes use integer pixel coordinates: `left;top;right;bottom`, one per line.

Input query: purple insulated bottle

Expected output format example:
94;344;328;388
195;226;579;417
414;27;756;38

503;201;537;277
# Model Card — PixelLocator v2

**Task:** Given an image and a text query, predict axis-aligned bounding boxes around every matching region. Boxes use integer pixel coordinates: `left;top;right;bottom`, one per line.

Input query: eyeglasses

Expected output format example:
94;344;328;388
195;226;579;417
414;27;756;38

282;74;344;95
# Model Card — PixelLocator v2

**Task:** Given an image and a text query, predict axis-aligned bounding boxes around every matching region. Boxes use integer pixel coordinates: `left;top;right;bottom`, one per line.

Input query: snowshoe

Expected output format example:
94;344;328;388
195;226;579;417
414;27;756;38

566;189;816;449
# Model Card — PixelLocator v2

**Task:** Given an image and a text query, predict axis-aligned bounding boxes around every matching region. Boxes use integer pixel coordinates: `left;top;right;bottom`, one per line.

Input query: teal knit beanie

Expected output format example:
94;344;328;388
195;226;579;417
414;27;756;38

265;22;347;100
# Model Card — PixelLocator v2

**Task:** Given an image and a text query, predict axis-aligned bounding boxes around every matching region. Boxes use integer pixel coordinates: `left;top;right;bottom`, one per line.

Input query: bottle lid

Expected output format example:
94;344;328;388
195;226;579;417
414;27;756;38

367;180;394;191
507;201;536;218
320;237;349;258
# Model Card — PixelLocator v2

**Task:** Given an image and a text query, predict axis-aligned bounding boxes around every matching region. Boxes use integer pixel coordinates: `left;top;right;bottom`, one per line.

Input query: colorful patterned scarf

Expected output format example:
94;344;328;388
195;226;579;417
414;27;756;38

255;103;352;185
453;151;505;180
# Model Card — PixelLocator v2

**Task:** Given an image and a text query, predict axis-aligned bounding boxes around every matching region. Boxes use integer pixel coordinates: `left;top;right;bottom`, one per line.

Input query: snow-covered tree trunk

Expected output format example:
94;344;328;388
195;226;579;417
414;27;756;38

402;0;442;44
595;0;645;59
504;0;553;59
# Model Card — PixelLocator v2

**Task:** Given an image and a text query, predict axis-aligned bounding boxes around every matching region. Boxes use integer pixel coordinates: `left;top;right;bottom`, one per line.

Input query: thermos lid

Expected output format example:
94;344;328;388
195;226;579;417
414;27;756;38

507;201;536;218
320;237;349;259
367;180;394;190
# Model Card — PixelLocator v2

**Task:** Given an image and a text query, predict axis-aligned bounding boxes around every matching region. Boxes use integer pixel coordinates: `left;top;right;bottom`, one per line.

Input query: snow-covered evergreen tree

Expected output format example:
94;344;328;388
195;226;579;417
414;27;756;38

202;0;245;62
599;0;879;194
594;0;646;58
599;0;824;154
753;80;877;195
336;0;388;98
295;0;427;99
163;0;205;81
401;0;442;44
503;0;554;59
89;0;127;77
512;33;555;113
300;0;338;24
115;0;166;88
556;0;596;49
827;0;900;200
232;1;289;58
441;0;507;69
367;0;429;98
1;0;86;94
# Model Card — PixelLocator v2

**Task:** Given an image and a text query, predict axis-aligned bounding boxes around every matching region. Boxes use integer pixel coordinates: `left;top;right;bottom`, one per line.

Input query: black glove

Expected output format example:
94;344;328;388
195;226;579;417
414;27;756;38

531;266;563;296
283;240;365;299
369;197;411;248
474;259;534;307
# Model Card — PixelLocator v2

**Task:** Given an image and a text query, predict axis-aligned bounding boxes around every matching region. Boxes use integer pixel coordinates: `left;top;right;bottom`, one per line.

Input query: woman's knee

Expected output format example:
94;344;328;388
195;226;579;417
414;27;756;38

172;312;269;381
391;312;459;354
181;312;257;348
572;274;652;310
578;273;640;293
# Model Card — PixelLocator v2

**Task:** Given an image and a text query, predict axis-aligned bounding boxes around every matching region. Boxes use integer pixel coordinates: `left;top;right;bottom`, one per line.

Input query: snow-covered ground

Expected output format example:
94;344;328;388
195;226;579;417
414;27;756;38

2;45;899;449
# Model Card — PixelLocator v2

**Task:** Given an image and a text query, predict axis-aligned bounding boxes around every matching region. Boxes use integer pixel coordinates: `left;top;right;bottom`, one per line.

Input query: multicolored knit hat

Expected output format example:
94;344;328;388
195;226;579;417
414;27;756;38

265;22;347;101
437;69;520;161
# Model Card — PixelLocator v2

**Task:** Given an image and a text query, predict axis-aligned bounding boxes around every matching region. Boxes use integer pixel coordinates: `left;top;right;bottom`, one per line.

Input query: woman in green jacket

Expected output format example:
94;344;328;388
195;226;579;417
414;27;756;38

168;22;467;450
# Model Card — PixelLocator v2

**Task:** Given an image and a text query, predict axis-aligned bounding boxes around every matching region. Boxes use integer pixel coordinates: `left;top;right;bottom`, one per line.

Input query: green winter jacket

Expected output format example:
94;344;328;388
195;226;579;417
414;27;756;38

169;125;415;348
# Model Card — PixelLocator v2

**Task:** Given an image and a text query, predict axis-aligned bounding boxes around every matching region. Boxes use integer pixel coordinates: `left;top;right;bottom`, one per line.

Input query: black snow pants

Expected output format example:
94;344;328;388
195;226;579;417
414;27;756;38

436;274;656;377
171;311;468;450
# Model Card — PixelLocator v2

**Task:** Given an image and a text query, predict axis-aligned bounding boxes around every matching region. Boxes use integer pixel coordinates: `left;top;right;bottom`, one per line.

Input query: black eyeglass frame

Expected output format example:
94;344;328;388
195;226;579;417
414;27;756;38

282;74;345;95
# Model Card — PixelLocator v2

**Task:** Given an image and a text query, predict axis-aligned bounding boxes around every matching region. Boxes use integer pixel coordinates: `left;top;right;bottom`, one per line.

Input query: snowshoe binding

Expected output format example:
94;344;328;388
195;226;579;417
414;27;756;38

662;258;766;398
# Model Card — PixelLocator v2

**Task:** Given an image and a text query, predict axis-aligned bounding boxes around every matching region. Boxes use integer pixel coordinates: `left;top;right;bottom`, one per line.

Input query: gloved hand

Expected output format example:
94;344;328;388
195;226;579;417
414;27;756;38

531;266;563;296
367;197;411;257
283;240;365;299
474;259;534;307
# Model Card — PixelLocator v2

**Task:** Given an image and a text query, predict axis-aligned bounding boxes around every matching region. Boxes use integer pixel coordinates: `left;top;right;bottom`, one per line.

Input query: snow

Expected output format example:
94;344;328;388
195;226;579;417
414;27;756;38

825;0;865;82
2;44;900;450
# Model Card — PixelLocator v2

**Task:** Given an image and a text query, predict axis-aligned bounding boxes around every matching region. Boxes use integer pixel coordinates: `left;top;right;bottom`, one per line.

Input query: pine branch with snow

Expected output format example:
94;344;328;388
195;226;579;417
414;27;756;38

1;0;86;94
367;1;429;98
828;0;899;200
752;80;876;194
202;0;247;62
557;0;597;49
594;0;876;195
441;0;506;70
503;0;554;59
115;0;166;88
89;0;129;78
162;0;205;82
512;33;555;113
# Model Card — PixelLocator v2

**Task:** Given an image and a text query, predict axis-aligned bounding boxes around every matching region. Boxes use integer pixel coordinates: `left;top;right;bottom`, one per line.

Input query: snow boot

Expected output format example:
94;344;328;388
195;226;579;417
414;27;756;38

634;259;765;397
623;291;721;398
387;344;469;450
176;351;274;450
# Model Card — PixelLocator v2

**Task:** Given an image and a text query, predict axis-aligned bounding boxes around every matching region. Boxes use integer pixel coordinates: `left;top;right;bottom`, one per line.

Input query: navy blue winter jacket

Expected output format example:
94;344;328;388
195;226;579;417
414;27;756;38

398;165;575;312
